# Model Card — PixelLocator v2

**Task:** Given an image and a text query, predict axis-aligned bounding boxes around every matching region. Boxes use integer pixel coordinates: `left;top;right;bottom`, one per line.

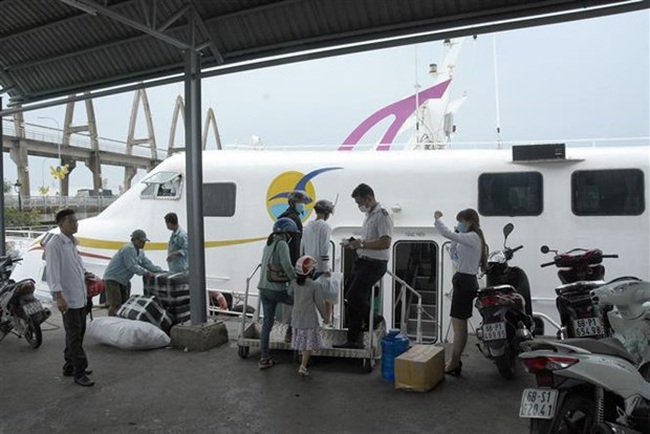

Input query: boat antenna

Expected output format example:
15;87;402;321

414;45;420;148
493;34;502;149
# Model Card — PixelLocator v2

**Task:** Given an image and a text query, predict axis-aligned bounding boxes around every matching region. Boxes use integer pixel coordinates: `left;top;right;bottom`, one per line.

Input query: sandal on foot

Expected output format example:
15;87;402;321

258;358;277;370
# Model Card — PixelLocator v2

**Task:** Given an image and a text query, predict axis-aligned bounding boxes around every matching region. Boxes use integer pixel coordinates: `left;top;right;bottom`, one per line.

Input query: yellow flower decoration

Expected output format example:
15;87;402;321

50;164;70;180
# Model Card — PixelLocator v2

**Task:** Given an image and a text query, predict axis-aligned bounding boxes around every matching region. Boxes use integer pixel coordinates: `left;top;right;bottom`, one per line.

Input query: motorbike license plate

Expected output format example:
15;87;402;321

572;317;603;337
482;322;506;341
519;388;558;419
22;301;43;316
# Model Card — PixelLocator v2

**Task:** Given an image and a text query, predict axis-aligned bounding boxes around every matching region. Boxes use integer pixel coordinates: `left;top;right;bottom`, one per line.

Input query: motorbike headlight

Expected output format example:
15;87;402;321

488;251;506;264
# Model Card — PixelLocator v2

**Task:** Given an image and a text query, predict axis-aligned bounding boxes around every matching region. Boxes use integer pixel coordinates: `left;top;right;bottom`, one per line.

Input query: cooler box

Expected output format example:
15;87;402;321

394;344;445;392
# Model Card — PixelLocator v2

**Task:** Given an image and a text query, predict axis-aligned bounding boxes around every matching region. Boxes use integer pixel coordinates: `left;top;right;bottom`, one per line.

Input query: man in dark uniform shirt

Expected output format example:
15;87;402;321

277;190;311;265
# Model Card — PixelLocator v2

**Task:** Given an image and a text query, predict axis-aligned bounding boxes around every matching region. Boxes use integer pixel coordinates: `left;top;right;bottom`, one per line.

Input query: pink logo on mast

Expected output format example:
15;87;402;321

339;79;452;151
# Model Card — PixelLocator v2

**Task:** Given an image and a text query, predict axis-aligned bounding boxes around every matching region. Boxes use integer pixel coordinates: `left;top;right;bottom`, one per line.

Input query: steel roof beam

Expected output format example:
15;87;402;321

58;0;199;51
157;4;191;32
2;0;647;112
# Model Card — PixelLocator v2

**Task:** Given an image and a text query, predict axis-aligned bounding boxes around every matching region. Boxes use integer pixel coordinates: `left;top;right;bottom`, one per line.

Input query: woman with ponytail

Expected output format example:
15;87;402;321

434;208;488;376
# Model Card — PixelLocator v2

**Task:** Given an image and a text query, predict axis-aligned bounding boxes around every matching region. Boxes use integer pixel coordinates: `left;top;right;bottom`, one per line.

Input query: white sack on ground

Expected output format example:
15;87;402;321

87;316;170;350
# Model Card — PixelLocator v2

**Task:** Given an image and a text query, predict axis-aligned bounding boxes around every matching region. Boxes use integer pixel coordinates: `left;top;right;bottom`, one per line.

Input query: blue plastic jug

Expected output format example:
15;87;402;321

381;329;410;381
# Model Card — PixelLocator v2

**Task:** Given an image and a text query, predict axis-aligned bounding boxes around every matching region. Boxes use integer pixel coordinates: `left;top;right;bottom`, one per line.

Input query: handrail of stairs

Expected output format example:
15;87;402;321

386;270;436;344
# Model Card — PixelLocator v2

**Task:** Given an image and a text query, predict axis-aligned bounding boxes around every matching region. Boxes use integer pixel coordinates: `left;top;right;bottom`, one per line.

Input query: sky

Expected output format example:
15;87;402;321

2;9;649;196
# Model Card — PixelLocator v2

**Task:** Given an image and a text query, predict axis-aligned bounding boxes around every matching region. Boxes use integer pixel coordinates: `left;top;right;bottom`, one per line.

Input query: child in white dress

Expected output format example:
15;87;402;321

288;255;328;376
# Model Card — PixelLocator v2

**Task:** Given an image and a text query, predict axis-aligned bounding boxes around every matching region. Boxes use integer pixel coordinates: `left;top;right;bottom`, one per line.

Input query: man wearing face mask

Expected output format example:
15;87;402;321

278;190;311;265
338;183;393;348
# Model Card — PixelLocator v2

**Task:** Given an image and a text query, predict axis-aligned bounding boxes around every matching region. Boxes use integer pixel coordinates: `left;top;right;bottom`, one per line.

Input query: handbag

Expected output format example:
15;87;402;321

267;242;289;283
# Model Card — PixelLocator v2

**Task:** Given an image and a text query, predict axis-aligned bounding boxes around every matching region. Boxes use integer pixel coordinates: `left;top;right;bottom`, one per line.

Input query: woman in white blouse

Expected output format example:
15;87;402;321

434;208;488;376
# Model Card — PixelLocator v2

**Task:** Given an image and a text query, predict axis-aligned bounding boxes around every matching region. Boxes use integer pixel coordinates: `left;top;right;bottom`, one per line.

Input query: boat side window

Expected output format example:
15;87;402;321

478;172;543;216
140;172;182;200
572;169;645;216
203;183;236;217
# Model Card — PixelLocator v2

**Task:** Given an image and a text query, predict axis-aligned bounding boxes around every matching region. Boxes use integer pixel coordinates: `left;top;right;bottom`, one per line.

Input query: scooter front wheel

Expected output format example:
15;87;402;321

15;315;42;349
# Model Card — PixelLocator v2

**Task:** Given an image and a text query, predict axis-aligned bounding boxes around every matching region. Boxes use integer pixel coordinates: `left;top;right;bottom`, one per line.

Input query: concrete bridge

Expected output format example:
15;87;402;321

1;89;222;200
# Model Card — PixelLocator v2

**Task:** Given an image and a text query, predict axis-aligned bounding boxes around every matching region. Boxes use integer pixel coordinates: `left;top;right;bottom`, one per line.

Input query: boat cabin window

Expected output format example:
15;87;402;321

572;169;645;216
478;172;543;216
140;171;182;200
203;183;236;217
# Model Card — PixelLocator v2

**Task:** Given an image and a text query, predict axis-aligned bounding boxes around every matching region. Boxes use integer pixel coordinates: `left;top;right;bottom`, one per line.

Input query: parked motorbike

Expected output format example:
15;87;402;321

475;223;535;379
540;246;618;339
0;255;50;348
518;277;650;434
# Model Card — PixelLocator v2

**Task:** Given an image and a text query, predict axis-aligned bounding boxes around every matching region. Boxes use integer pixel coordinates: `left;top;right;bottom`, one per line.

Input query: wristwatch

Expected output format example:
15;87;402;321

360;240;365;249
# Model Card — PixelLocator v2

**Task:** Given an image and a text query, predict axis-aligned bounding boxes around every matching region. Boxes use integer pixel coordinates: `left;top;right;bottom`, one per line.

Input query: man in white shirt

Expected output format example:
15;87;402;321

339;184;393;348
46;209;94;387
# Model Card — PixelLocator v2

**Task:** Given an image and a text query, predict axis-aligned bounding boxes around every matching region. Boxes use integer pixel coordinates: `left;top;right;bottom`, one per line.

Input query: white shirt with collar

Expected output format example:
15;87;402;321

434;218;482;275
45;233;87;309
357;202;393;261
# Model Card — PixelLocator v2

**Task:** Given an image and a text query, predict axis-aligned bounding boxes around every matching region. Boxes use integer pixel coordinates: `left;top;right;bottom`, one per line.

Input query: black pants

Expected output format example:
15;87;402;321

345;257;387;343
62;307;88;376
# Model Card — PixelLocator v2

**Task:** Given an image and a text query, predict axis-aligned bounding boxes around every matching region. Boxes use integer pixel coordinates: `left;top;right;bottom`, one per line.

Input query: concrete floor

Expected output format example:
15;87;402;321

0;309;535;434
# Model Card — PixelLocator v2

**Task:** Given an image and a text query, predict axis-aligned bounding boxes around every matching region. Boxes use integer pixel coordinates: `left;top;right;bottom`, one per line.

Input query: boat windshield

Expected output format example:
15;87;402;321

140;171;182;200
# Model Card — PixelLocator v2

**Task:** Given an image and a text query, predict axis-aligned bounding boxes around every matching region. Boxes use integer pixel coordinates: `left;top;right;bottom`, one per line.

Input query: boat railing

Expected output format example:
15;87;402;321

386;270;436;344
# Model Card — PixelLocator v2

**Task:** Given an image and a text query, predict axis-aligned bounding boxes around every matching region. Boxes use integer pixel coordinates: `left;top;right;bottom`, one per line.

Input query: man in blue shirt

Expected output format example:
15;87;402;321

164;212;188;273
103;229;164;316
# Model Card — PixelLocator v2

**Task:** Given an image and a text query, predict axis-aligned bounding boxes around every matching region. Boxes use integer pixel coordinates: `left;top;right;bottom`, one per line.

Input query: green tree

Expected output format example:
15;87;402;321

4;208;41;227
3;178;12;194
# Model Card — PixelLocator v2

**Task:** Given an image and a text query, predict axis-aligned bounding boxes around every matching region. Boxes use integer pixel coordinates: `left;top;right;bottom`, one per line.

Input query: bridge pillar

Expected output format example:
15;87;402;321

85;152;102;194
9;110;30;199
63;93;102;195
124;88;157;190
60;159;76;198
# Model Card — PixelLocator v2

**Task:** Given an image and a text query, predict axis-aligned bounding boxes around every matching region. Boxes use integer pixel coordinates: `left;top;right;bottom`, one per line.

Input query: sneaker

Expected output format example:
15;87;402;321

298;366;309;376
258;358;277;370
74;374;95;387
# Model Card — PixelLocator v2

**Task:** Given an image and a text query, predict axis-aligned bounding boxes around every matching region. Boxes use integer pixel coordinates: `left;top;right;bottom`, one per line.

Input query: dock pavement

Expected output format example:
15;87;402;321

0;308;534;434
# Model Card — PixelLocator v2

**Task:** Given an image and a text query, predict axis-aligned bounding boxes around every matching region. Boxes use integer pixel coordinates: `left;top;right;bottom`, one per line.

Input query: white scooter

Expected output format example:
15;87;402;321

517;277;650;433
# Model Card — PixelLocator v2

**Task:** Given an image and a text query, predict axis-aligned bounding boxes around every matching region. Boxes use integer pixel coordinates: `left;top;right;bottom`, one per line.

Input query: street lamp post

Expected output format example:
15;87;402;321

14;180;22;213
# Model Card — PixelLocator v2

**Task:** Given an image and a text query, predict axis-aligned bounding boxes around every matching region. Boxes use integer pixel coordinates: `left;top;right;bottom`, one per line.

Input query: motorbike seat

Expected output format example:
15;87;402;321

563;337;638;365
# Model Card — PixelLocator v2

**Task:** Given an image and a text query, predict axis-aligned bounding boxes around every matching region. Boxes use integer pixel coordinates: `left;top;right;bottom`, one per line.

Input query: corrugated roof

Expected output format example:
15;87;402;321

0;0;647;105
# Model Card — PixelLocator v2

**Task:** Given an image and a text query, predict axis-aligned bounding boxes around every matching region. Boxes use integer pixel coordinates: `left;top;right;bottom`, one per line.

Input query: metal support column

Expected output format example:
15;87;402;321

185;25;207;324
0;97;5;256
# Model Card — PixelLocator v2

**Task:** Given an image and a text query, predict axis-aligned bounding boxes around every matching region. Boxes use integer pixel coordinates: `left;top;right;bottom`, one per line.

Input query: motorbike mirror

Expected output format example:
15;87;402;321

503;223;514;239
540;245;550;254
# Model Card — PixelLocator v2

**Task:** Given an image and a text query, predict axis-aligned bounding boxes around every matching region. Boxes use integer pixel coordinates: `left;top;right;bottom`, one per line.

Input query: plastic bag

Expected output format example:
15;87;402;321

87;316;170;350
318;272;342;304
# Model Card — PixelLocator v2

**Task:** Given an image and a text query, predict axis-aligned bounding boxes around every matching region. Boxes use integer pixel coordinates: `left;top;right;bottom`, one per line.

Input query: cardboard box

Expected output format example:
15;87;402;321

394;344;445;392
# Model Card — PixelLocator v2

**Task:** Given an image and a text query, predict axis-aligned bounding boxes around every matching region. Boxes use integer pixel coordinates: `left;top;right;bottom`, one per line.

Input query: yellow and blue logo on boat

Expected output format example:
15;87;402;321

266;167;342;221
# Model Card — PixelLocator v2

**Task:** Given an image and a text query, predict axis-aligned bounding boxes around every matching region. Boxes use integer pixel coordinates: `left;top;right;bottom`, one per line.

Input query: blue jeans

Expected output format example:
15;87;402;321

259;288;293;360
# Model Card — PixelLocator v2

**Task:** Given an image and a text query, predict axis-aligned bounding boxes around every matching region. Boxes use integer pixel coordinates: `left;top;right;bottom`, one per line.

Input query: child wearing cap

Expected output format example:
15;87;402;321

288;255;329;376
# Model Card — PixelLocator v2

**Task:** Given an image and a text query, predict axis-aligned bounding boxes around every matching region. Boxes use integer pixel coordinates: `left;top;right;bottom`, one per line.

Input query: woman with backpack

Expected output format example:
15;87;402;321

256;217;300;369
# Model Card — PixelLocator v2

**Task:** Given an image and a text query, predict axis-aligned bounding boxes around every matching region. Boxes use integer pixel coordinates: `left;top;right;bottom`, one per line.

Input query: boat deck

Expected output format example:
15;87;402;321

0;309;535;433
